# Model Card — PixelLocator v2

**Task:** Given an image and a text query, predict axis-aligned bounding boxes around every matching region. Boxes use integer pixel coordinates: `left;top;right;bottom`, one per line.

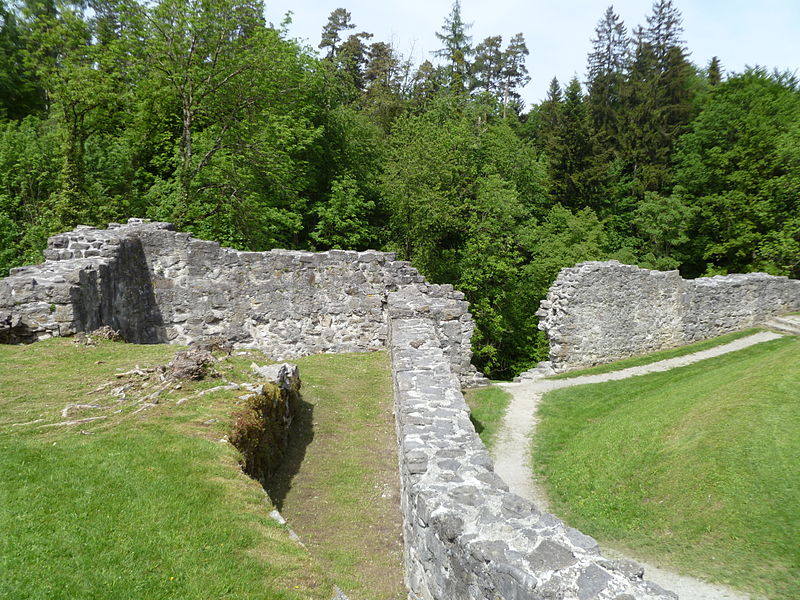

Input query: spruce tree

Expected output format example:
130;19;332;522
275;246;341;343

433;1;472;92
548;77;593;209
535;77;562;153
707;56;722;86
586;6;628;146
620;0;694;196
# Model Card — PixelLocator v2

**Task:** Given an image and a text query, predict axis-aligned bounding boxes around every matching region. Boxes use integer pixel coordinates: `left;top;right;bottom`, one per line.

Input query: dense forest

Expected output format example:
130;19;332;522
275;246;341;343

0;0;798;378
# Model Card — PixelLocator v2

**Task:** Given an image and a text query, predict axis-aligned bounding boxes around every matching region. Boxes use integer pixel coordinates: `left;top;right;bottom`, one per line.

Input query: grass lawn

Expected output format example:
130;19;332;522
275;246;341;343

0;338;403;600
547;328;763;379
534;335;800;600
464;386;512;450
268;351;406;600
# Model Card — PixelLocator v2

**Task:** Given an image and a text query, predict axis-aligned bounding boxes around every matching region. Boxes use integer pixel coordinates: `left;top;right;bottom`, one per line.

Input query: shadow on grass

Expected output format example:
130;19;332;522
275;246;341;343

264;394;315;511
469;414;485;435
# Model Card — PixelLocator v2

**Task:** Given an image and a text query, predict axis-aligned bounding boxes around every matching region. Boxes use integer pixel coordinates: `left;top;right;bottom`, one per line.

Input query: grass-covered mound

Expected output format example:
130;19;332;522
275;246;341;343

0;338;403;600
534;335;800;599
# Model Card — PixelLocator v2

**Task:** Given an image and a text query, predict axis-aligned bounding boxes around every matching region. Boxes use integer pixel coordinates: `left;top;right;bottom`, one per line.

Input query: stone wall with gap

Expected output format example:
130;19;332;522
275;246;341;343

0;219;483;386
388;287;676;600
537;260;800;370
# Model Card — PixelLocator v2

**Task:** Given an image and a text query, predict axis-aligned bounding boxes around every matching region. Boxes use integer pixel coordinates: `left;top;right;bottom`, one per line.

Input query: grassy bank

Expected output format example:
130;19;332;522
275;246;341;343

0;338;404;599
464;386;512;450
534;336;799;599
547;328;763;379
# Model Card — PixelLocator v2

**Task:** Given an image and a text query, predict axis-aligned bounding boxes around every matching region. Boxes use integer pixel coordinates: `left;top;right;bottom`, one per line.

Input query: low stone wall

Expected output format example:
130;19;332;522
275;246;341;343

0;219;482;385
388;288;676;600
537;261;800;370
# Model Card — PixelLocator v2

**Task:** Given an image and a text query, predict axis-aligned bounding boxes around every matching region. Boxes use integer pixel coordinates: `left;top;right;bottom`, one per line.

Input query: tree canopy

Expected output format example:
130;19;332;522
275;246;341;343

0;0;797;378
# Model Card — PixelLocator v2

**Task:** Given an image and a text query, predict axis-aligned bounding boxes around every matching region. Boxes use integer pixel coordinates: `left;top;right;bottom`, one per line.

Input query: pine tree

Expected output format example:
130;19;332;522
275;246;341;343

500;33;530;116
337;31;372;92
471;35;503;95
319;8;355;58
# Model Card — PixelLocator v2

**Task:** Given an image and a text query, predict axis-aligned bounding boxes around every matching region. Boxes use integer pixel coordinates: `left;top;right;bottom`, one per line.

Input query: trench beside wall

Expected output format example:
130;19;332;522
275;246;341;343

537;261;800;370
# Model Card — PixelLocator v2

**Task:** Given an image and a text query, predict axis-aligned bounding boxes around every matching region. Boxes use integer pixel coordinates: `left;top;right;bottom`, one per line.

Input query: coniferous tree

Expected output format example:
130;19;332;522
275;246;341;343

472;35;503;95
535;77;562;153
707;56;722;86
586;6;628;146
434;1;472;92
471;33;529;116
363;41;405;131
620;0;694;196
319;8;355;58
548;77;593;208
500;33;530;116
409;59;441;110
337;31;373;94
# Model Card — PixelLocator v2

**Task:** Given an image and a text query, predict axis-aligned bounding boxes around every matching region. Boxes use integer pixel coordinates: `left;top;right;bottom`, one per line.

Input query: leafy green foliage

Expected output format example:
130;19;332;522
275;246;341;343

0;0;796;377
311;173;376;249
382;95;549;376
674;69;800;276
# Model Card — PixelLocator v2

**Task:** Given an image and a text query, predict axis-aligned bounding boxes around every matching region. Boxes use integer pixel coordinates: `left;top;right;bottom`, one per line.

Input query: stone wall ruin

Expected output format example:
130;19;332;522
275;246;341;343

537;260;800;370
0;219;481;384
0;222;678;599
388;289;675;599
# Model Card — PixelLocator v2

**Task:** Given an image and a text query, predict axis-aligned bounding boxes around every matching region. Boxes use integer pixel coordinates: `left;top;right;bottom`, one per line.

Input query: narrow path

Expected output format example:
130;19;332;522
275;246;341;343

493;331;782;600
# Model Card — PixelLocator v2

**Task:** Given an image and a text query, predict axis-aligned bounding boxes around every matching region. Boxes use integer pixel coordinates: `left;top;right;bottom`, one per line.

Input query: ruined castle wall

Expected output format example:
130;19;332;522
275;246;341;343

0;219;480;383
2;222;684;598
389;288;675;600
537;261;800;370
0;226;161;344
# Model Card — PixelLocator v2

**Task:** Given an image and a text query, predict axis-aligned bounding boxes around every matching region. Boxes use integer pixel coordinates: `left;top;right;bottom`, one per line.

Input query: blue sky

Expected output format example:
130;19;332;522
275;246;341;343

264;1;800;108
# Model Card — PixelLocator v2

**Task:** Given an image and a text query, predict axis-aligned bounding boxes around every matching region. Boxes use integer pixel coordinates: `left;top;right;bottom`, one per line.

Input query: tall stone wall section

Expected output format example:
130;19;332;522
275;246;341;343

0;219;480;384
389;288;676;600
538;261;800;370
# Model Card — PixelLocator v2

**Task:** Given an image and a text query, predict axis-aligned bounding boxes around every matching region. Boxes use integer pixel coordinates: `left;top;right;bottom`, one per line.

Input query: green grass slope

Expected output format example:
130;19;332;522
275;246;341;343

0;338;401;600
534;336;799;600
271;352;406;600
